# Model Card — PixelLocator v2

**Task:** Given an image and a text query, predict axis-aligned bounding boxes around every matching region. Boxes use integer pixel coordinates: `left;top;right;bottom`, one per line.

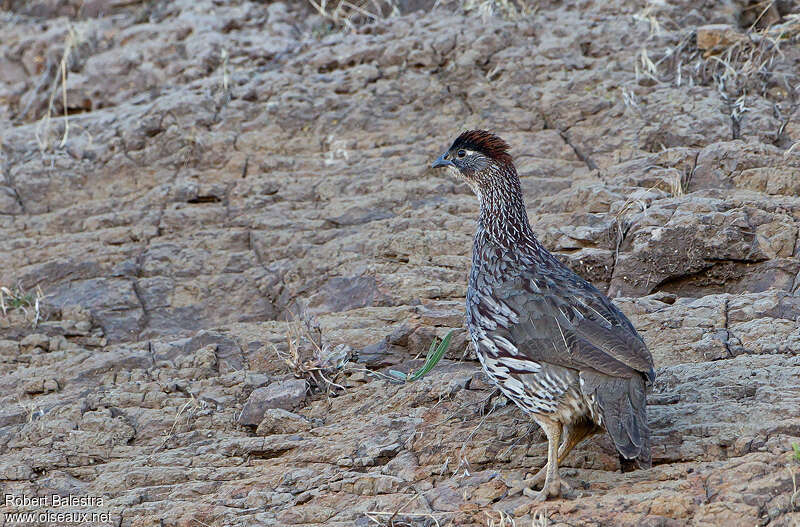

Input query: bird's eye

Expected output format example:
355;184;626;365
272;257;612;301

457;150;466;158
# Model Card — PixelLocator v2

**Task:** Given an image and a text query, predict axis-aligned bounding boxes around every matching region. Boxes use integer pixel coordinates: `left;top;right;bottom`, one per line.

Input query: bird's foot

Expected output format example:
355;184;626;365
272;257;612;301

523;476;570;502
504;466;546;497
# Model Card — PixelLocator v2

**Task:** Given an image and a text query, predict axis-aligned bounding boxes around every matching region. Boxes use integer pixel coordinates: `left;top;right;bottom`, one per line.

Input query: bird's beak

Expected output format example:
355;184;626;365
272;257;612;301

431;153;455;169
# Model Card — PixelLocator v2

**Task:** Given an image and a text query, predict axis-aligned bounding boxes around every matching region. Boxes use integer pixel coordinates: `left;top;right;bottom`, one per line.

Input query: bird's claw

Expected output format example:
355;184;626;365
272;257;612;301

523;488;548;502
523;477;570;501
505;477;540;498
504;467;547;497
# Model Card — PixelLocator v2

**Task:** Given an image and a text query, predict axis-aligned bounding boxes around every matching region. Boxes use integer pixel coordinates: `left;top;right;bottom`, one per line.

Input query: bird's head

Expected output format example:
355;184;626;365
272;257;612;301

430;130;515;198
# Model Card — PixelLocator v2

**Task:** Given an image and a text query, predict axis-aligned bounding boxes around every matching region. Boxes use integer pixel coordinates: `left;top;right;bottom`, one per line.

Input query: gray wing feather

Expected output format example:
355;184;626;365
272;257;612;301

571;314;654;380
493;265;655;382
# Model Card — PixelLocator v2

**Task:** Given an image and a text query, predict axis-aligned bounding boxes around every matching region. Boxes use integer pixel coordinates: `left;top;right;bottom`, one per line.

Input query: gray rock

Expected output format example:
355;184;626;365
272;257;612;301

238;379;307;426
151;330;244;373
245;373;271;388
306;276;393;315
46;278;143;342
0;406;27;428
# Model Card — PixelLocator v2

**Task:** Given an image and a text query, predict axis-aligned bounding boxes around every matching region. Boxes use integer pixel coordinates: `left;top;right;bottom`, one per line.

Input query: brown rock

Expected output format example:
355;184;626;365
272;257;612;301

20;333;49;352
256;408;311;435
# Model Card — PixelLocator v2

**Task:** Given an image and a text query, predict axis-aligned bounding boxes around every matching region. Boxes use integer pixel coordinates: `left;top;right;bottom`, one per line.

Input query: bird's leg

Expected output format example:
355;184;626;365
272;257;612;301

524;420;563;501
507;420;598;497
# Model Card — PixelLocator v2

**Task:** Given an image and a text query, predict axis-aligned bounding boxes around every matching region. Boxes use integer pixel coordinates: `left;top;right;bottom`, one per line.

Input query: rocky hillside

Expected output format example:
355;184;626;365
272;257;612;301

1;0;800;525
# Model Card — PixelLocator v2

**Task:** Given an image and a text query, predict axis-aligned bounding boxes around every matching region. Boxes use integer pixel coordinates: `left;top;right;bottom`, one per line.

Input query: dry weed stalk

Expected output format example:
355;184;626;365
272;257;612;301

611;190;655;260
450;393;510;480
158;393;208;451
275;313;352;394
35;25;85;154
635;47;660;83
532;509;549;527
365;510;451;526
633;3;662;38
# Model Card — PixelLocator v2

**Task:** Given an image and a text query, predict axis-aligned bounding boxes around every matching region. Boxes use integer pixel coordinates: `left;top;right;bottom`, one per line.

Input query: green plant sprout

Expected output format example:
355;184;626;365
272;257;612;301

388;330;455;383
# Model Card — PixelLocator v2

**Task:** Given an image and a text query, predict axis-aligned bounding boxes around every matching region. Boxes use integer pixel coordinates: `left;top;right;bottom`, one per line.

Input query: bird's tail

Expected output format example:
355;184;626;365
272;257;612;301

585;373;651;469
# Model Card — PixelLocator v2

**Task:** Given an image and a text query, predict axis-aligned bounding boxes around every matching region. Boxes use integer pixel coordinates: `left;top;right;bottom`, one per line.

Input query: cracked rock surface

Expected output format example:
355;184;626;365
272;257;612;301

1;0;800;525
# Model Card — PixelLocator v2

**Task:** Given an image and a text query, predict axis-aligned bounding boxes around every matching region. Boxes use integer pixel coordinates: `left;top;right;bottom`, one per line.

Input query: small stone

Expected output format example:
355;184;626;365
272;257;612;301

245;373;271;388
238;379;307;426
269;492;294;506
337;457;354;467
83;336;107;347
467;370;493;391
22;379;45;394
20;334;50;352
348;371;367;383
23;378;59;394
256;408;311;435
192;344;218;369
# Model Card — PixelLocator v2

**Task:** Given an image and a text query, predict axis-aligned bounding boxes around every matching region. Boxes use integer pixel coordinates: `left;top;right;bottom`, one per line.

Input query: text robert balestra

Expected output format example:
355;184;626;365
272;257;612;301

5;494;105;507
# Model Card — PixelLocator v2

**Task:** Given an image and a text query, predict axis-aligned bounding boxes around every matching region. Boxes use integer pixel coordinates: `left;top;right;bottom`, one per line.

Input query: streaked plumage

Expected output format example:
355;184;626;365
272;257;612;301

431;130;654;500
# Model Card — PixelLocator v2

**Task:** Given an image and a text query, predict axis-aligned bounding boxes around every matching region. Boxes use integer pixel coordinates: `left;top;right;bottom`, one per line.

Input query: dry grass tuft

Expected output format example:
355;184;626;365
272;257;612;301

485;510;516;527
156;392;211;451
667;163;695;197
365;493;453;526
275;313;353;395
484;508;548;526
678;12;798;94
630;4;799;108
531;509;549;527
463;0;534;20
0;284;46;327
307;0;534;30
307;0;399;31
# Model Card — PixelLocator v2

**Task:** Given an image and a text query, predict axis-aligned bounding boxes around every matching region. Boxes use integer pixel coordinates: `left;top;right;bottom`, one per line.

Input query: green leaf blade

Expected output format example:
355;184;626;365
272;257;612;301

408;330;455;381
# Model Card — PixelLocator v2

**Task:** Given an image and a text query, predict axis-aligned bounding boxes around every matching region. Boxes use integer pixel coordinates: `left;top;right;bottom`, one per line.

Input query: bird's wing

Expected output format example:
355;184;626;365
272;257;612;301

486;263;654;382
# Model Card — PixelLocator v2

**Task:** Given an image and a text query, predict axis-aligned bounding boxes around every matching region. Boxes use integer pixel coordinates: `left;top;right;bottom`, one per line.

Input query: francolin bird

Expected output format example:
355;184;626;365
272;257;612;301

431;130;654;501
